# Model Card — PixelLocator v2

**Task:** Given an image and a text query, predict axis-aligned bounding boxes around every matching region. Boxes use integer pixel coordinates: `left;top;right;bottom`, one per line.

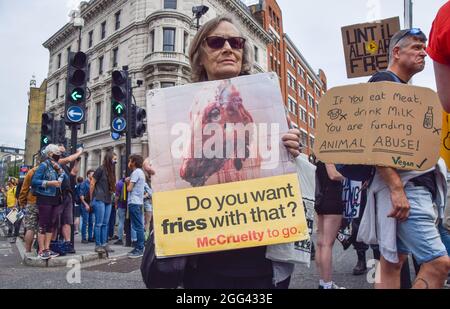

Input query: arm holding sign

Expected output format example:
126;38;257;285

325;164;345;182
376;167;410;222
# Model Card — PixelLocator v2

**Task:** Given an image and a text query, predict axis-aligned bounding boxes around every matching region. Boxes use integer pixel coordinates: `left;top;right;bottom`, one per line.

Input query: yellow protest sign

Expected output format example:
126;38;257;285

441;113;450;170
314;82;442;171
153;174;309;258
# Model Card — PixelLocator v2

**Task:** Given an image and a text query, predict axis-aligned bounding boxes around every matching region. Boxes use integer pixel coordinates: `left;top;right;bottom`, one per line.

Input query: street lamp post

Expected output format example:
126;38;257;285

404;0;413;29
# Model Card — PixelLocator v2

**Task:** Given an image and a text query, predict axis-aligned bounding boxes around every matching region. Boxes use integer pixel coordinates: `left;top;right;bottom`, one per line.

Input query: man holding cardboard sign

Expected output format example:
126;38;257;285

316;29;450;289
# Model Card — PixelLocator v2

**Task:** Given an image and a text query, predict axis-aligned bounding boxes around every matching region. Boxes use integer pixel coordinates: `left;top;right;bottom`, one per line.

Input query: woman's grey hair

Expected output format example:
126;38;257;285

189;15;254;83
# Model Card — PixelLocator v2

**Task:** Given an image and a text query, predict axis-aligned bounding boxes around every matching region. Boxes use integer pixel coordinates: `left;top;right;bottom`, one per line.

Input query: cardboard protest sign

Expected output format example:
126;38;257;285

314;82;442;171
153;174;308;257
342;17;400;78
147;72;308;257
441;113;450;170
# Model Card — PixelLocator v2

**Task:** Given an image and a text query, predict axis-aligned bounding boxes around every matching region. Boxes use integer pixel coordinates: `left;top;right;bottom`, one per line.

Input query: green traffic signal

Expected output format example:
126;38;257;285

70;88;85;103
113;101;125;115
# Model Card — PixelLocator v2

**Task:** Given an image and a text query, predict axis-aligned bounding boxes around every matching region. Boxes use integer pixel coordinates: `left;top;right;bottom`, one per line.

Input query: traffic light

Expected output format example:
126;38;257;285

131;105;147;138
54;119;67;145
41;112;54;149
111;70;129;137
65;52;88;125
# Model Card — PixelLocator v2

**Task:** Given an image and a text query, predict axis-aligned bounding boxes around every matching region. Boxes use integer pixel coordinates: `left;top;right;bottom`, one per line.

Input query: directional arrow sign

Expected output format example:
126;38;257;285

67;106;84;123
70;88;85;103
115;104;124;114
112;117;127;132
43;137;49;144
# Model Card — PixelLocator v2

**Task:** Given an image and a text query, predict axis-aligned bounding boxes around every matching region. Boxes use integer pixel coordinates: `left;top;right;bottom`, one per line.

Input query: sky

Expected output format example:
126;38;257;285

0;0;447;149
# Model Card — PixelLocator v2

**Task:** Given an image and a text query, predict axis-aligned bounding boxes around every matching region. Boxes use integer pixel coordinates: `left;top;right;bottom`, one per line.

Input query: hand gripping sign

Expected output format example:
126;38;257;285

147;73;309;257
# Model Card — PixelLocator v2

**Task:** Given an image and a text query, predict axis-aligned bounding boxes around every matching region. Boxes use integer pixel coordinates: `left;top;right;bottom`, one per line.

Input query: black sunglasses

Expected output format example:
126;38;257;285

204;36;246;50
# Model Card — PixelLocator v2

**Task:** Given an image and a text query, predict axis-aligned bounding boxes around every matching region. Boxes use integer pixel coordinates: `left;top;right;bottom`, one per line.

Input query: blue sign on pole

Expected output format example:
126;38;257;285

67;106;84;123
112;117;127;132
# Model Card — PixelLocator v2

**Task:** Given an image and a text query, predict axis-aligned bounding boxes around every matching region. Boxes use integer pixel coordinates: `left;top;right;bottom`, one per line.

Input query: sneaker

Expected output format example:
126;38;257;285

95;246;106;253
88;239;95;243
38;250;51;260
81;240;89;244
113;239;123;246
331;282;346;289
64;242;76;254
112;235;119;240
128;249;143;259
103;245;115;253
49;250;60;258
9;237;16;244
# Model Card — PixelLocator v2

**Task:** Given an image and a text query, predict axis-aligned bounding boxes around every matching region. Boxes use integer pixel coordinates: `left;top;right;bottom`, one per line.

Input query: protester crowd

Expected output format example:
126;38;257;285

2;3;450;290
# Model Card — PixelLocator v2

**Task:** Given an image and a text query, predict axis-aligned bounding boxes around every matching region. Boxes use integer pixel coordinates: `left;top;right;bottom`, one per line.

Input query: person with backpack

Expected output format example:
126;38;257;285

80;170;95;244
73;176;84;236
18;156;43;252
357;29;450;289
125;154;146;258
31;144;68;260
90;151;117;253
6;178;20;242
314;161;346;289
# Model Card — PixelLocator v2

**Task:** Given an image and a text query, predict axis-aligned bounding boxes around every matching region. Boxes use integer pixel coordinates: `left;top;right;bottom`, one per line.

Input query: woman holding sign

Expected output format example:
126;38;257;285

146;15;302;290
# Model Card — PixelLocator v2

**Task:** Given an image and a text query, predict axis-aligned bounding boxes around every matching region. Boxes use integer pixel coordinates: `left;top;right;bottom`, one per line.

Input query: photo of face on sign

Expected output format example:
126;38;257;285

147;73;296;192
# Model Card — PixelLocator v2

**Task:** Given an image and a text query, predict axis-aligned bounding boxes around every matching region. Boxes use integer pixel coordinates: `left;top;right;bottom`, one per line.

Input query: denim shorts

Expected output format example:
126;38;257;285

396;185;448;265
144;201;152;212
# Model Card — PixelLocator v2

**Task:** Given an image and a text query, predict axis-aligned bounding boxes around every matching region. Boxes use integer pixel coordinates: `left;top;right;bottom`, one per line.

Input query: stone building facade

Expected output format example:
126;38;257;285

43;0;271;178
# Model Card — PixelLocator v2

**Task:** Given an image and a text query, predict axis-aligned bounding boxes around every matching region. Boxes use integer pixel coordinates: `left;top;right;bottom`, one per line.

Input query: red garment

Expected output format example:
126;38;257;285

427;1;450;65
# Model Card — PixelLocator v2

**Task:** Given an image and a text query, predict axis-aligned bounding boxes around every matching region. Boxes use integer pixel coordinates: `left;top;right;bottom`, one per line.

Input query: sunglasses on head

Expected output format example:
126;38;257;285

204;36;246;50
391;28;425;47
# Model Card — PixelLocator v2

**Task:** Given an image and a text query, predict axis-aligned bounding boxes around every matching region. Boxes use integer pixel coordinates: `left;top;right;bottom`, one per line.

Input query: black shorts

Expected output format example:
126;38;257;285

74;204;81;218
315;200;344;216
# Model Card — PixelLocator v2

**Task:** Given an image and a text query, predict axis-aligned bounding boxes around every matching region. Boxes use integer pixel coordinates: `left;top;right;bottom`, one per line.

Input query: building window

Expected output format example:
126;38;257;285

288;97;297;116
183;31;189;54
87;63;91;81
298;66;306;79
308;93;315;109
95;103;101;131
309;114;315;129
163;28;176;52
161;82;175;88
164;0;177;9
254;45;259;63
101;21;106;40
300;106;307;123
300;131;308;146
286;51;295;67
307;75;314;87
57;53;62;69
299;84;306;100
83;107;88;134
88;31;93;48
98;56;104;75
149;30;155;53
287;72;296;90
66;46;71;60
316;102;319;113
315;86;321;97
115;11;121;31
112;48;119;68
310;136;315;149
55;82;59;99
